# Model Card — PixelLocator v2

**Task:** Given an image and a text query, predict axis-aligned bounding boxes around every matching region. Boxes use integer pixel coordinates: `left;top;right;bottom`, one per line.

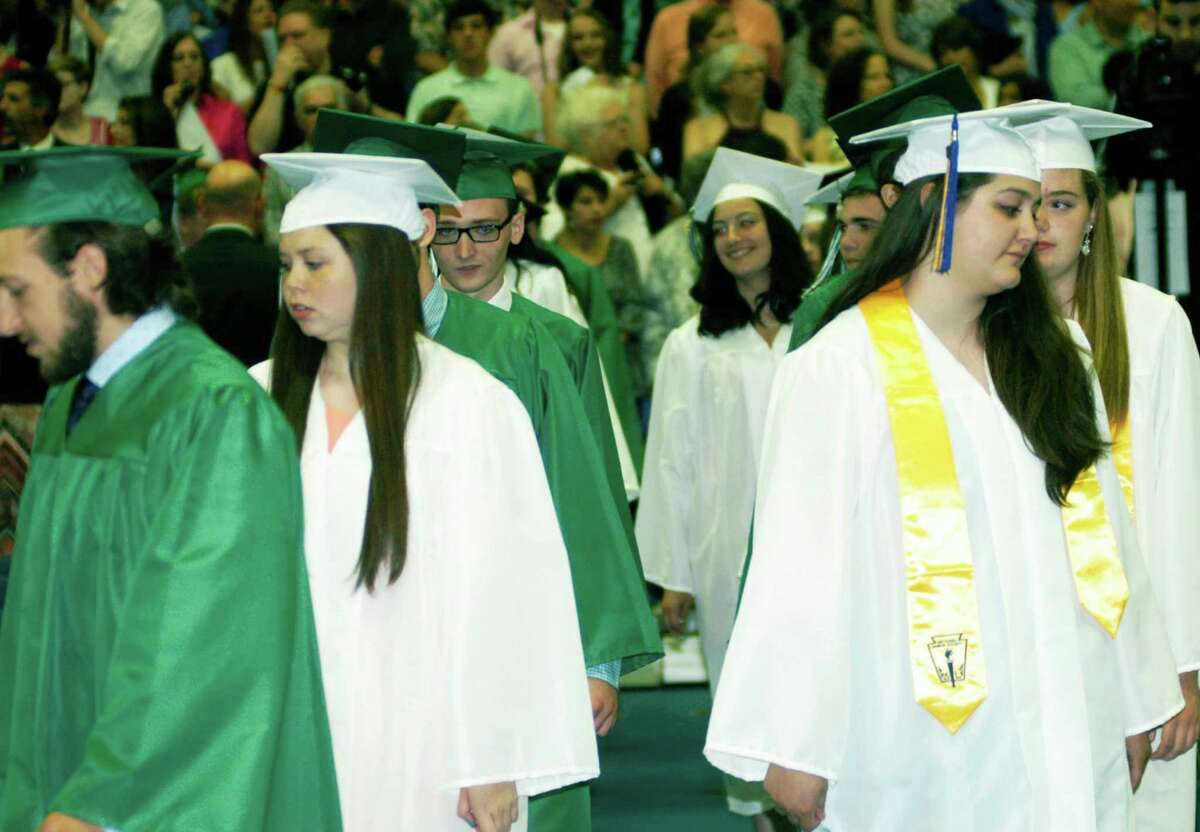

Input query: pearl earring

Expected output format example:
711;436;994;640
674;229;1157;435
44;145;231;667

1080;226;1093;256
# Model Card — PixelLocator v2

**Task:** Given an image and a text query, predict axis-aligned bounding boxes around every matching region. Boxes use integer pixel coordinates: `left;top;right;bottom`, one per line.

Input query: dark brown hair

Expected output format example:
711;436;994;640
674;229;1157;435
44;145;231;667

821;174;1107;503
560;8;623;77
268;223;423;590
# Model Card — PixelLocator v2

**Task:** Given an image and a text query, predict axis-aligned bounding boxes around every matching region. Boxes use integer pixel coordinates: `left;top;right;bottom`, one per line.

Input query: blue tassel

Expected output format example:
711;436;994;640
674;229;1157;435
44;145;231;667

936;115;960;274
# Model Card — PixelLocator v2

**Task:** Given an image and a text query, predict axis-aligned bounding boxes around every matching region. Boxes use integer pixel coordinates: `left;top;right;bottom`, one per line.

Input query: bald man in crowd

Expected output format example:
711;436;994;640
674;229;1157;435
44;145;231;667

182;160;279;366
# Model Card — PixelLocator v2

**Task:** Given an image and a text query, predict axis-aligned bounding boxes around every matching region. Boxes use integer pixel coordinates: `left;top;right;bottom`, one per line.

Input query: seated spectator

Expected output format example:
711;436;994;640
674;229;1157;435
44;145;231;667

997;72;1049;105
931;16;1000;107
416;95;474;126
1048;0;1148;109
643;0;784;117
211;0;278;112
111;95;177;147
405;0;541;137
553;168;649;392
543;9;649;155
408;0;451;76
544;85;681;277
183;160;279;366
155;32;253;166
54;0;165;121
871;0;959;83
683;43;803;166
261;73;350;243
653;5;739;180
823;47;894;122
50;56;111;145
784;9;868;159
248;0;334;156
0;68;62;150
488;0;569;96
329;0;415;115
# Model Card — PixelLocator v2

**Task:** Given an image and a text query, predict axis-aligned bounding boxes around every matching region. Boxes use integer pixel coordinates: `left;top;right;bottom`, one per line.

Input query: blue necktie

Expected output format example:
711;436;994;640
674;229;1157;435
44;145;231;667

67;378;99;434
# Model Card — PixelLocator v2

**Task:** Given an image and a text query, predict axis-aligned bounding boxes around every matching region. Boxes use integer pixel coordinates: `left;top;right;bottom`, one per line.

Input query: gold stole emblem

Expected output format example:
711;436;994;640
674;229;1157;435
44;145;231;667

860;280;1131;733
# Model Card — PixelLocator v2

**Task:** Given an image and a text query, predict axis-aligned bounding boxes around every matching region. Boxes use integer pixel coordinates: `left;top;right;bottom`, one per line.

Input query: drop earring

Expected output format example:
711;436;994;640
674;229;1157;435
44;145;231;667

1080;226;1093;256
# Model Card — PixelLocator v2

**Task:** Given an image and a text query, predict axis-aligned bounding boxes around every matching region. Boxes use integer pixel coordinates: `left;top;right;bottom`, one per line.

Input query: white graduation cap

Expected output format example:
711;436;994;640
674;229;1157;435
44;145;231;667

262;152;460;238
1006;103;1151;172
691;148;824;230
850;101;1066;185
809;171;855;206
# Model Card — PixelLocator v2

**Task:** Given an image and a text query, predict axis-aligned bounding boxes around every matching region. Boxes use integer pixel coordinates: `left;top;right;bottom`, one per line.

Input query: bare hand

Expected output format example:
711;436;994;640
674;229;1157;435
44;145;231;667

589;678;619;736
765;763;828;831
607;172;638;213
162;82;192;115
660;590;694;635
457;782;518;832
1108;178;1138;273
271;44;307;88
38;813;102;832
1127;730;1152;792
1152;671;1200;761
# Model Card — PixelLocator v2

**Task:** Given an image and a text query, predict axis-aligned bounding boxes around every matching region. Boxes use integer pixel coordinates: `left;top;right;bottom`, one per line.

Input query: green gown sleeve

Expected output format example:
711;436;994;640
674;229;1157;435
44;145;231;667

0;333;341;831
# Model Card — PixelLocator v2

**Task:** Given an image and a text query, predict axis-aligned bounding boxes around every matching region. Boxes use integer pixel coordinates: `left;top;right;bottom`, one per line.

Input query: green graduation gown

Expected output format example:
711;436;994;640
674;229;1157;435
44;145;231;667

0;323;342;831
435;291;662;832
786;270;856;353
542;240;646;471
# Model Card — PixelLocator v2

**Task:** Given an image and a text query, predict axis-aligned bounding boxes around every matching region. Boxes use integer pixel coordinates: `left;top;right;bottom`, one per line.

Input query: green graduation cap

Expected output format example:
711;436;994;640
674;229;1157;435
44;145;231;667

311;108;466;192
828;65;981;189
449;127;564;202
0;146;198;230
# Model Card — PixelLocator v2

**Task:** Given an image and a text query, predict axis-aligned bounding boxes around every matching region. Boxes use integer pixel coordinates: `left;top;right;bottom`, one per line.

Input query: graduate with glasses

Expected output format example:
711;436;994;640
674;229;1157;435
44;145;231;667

254;145;598;832
705;106;1183;831
1014;103;1200;832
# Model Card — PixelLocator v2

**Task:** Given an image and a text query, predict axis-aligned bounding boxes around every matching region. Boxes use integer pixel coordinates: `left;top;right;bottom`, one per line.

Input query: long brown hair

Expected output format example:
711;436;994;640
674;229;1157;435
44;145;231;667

269;223;423;591
821;174;1107;504
1073;170;1130;427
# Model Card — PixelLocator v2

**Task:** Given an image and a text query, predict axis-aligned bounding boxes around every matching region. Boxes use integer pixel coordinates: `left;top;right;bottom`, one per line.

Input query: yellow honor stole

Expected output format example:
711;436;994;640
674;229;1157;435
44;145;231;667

860;280;1130;733
1111;422;1136;520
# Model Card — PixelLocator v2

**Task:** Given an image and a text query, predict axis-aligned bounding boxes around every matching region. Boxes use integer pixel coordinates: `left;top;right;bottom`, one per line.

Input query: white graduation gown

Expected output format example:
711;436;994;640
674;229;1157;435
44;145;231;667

250;339;598;832
636;315;791;688
704;309;1183;832
1117;278;1200;831
500;259;641;500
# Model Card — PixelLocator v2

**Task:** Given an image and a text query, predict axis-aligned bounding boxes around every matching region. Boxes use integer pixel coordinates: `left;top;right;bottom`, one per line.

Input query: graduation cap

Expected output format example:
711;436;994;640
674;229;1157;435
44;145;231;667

0;146;198;230
1007;102;1151;172
691;148;824;230
442;127;564;201
262;151;459;237
485;125;567;180
852;105;1055;272
828;66;982;189
310;108;467;192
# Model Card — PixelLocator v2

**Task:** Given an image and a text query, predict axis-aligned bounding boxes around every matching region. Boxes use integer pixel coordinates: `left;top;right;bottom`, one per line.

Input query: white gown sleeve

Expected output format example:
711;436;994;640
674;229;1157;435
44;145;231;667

704;340;870;783
635;326;698;594
1149;301;1200;671
435;374;599;796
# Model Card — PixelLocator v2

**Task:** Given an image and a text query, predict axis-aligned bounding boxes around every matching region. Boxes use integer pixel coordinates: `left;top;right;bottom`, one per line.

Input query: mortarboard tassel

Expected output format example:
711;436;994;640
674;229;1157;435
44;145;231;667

933;114;960;274
805;224;844;296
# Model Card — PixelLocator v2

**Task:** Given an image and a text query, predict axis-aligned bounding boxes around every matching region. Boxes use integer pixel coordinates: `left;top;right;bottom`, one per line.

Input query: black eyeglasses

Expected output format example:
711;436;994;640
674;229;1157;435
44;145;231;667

432;214;515;245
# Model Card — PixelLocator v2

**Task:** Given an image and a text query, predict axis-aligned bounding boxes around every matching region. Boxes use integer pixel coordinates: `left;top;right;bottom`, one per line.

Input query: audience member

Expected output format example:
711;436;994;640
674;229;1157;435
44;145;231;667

871;0;960;83
408;0;451;75
183;160;279;366
261;73;350;243
931;16;1000;106
111;95;177;148
54;0;165;121
211;0;278;112
683;43;803;166
0;69;62;150
546;85;679;277
783;9;868;159
247;0;333;156
416;95;474;125
328;0;415;114
1049;0;1148;108
996;72;1049;105
406;0;542;137
653;5;739;180
544;8;649;154
50;57;111;145
553;168;649;395
155;32;253;165
488;0;569;96
823;47;894;122
643;0;785;117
